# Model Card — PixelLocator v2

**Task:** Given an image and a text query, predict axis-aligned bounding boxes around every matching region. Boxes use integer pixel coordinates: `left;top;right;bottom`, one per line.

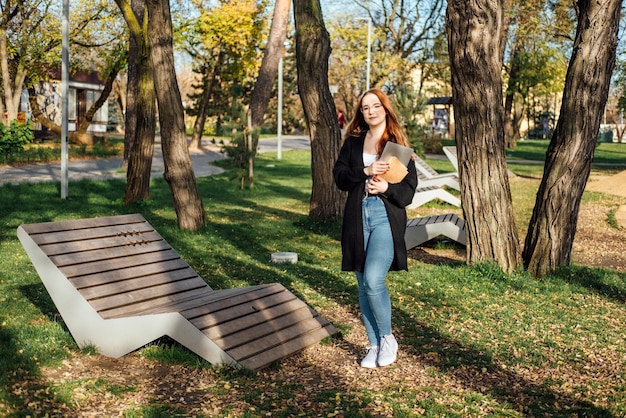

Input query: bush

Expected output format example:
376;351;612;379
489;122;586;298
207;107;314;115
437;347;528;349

0;120;34;164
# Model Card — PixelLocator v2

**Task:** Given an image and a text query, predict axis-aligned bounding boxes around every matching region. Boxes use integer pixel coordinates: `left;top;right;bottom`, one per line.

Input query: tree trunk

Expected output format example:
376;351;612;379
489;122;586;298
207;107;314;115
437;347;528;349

124;39;157;204
249;0;290;128
28;87;61;136
503;48;521;149
294;0;344;219
123;23;139;169
189;76;211;150
147;0;205;230
0;27;22;124
189;61;220;151
523;0;622;278
72;60;123;145
116;0;157;204
446;0;521;273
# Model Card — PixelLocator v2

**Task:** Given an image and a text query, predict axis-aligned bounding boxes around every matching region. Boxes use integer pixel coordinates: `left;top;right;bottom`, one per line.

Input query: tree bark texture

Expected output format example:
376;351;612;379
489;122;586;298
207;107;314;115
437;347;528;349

249;0;290;128
523;0;622;278
189;60;220;150
123;19;139;168
0;27;21;123
189;75;211;150
124;44;157;204
146;0;205;230
293;0;344;219
73;61;123;145
116;0;157;205
446;0;521;273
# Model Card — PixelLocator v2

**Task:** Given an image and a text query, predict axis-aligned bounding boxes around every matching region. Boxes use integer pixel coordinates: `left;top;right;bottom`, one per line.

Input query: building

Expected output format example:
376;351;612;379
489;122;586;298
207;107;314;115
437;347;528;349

31;70;108;137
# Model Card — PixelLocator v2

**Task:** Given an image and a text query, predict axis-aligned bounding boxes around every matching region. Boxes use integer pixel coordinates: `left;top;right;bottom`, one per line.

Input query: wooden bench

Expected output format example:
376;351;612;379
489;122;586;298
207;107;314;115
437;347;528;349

413;155;460;191
407;185;461;209
17;213;337;371
443;146;459;171
405;213;466;249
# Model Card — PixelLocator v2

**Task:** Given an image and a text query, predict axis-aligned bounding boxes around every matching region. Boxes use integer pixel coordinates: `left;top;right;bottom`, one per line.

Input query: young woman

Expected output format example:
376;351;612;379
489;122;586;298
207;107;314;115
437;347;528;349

333;89;418;368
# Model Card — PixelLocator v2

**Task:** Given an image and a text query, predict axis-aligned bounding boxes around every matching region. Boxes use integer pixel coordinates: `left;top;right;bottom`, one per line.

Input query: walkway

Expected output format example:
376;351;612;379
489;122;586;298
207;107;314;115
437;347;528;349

0;136;310;186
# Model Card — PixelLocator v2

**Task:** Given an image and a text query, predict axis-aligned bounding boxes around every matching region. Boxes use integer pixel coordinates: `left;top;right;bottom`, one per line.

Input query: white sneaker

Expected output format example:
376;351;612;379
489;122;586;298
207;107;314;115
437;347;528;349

360;346;379;368
377;334;398;367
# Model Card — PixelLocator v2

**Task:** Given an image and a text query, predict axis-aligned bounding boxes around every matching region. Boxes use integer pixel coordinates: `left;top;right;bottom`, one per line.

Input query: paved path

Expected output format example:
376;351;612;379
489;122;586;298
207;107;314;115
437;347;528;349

0;135;310;186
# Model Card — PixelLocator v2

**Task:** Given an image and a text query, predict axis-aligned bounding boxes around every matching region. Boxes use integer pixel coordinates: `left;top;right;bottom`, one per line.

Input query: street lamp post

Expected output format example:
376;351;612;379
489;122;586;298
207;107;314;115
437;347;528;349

61;0;69;199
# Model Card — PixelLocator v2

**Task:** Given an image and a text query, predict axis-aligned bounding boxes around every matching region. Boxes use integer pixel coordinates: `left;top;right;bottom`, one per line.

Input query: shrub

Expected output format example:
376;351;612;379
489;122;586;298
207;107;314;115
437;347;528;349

0;120;34;164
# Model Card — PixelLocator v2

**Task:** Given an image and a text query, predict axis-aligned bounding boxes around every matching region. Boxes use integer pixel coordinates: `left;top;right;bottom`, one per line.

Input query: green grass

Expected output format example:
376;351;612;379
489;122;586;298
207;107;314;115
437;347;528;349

1;150;625;416
436;139;626;178
506;139;626;167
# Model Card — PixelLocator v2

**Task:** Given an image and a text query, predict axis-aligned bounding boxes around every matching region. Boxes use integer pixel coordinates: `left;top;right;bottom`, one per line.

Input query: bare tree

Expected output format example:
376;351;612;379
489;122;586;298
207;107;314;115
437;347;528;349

293;0;344;218
146;0;205;230
249;0;290;129
356;0;446;86
446;0;521;273
523;0;623;277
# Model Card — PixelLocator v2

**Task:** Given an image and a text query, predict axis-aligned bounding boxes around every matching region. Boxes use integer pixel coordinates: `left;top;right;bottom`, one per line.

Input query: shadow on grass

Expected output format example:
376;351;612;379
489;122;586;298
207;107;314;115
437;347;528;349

0;319;76;416
556;265;626;304
155;209;614;416
0;158;620;416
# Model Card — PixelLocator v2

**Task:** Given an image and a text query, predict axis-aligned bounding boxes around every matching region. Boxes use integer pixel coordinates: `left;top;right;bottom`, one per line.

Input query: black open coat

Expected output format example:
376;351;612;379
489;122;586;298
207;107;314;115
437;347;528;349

333;134;418;272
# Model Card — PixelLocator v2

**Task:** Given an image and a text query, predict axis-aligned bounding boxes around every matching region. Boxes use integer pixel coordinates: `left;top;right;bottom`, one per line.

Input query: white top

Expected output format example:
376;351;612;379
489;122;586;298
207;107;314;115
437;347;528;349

363;153;377;167
363;153;378;194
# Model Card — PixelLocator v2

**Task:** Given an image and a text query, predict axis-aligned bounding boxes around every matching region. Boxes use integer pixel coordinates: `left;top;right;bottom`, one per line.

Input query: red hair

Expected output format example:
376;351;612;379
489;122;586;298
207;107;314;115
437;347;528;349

344;88;410;155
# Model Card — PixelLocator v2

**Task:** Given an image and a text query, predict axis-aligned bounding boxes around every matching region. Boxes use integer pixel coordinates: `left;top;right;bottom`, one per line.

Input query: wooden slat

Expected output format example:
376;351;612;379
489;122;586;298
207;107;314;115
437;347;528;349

76;269;204;299
140;287;257;315
407;213;461;228
181;283;285;320
209;304;324;346
20;213;147;235
69;258;198;289
58;249;182;278
414;156;439;177
34;230;164;257
239;325;336;370
415;185;439;193
193;296;308;340
98;286;215;319
183;285;295;329
50;240;173;267
28;223;157;247
226;319;333;363
89;278;210;312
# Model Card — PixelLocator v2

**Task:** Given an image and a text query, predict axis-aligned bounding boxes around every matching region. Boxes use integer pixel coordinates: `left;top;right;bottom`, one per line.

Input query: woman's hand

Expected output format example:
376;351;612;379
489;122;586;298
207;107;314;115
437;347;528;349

367;175;389;195
364;160;390;177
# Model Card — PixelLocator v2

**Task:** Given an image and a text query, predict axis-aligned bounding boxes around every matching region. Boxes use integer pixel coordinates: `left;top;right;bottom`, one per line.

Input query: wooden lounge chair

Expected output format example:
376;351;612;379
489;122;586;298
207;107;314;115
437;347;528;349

443;146;459;171
413;155;460;191
17;214;337;371
405;213;466;249
408;185;461;209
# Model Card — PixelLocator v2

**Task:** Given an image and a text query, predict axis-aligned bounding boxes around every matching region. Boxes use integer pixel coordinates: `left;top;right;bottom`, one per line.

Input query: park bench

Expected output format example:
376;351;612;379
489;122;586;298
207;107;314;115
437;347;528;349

413;155;460;191
407;185;461;209
443;146;459;171
405;213;466;249
17;213;337;371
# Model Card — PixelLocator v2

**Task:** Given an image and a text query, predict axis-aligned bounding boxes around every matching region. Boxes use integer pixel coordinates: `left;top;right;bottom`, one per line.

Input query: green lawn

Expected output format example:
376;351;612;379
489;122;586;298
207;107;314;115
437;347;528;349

0;149;625;416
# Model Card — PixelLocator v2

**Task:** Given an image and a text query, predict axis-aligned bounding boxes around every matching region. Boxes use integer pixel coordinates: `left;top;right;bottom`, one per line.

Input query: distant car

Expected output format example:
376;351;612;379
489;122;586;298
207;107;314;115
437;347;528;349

526;126;553;139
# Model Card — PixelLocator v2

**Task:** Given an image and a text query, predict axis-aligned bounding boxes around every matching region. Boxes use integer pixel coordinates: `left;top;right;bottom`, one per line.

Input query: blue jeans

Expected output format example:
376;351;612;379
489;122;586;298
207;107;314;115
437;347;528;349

357;196;394;346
